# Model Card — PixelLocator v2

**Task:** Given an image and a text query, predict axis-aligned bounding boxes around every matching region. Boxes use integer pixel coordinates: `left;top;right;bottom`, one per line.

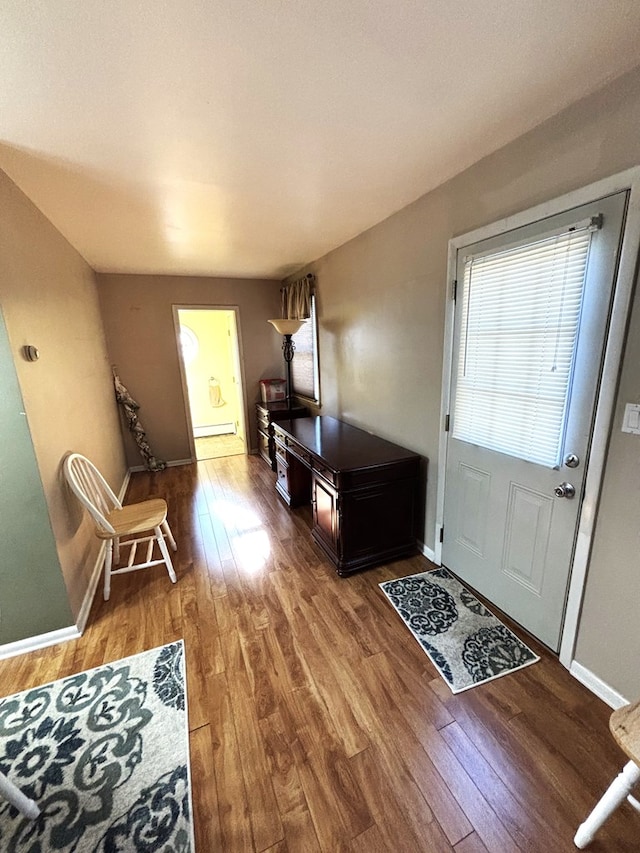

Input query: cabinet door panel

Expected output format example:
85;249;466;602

258;430;271;465
313;475;338;554
342;482;416;561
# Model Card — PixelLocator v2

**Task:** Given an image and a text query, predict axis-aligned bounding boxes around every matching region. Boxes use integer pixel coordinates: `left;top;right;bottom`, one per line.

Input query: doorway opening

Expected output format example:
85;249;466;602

174;307;247;461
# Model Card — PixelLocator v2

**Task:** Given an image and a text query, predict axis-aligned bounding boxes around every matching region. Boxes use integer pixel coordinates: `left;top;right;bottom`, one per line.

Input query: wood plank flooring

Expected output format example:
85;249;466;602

2;454;638;851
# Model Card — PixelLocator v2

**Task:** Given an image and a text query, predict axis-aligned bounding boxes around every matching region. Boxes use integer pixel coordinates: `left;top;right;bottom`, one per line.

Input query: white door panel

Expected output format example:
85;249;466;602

454;463;491;557
442;192;628;650
502;483;552;595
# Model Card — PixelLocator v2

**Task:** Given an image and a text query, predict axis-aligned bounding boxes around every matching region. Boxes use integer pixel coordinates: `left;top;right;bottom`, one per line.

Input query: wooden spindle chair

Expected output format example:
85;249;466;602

63;452;177;601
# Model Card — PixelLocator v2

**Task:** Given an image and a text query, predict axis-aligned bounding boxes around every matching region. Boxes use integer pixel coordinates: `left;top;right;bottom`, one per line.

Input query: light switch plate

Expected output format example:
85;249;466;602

621;402;640;434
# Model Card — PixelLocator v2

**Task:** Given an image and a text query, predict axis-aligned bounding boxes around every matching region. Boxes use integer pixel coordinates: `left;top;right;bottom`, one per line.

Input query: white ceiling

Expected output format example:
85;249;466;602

1;1;639;280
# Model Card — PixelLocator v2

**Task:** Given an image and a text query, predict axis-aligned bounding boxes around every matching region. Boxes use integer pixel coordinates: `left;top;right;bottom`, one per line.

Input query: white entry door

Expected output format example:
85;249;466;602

442;192;627;650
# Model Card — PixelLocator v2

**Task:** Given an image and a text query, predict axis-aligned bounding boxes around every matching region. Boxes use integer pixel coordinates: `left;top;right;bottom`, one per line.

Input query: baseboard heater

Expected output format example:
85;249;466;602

193;423;236;438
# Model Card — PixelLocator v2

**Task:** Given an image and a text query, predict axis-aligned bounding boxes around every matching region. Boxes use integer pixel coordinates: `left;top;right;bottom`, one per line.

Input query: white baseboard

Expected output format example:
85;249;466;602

419;541;437;564
0;625;81;661
75;468;131;634
119;469;131;501
75;543;107;634
570;660;629;709
129;458;193;472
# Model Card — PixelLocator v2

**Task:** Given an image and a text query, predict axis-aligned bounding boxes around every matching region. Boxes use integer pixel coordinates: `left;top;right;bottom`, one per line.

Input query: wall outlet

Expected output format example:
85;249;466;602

621;402;640;434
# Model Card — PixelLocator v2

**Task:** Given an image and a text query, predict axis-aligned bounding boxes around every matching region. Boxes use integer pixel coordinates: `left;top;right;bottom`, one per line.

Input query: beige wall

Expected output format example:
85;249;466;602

96;275;283;467
575;277;640;696
0;168;127;621
300;65;640;698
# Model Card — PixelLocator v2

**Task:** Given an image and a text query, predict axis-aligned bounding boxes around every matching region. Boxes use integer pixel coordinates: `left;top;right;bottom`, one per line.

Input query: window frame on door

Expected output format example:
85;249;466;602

435;167;640;670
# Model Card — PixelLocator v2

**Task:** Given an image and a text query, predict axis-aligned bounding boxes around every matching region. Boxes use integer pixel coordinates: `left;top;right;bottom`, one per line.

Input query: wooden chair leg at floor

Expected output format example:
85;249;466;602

162;519;177;551
104;539;113;601
574;760;640;848
0;771;40;820
155;526;177;582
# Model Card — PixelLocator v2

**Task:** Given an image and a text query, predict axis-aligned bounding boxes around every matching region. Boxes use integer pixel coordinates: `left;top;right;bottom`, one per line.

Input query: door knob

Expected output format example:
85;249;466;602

554;482;576;499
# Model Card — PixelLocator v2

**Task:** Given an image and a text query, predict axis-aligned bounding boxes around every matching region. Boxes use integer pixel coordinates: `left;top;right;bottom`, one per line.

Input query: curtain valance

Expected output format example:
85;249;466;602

281;273;315;320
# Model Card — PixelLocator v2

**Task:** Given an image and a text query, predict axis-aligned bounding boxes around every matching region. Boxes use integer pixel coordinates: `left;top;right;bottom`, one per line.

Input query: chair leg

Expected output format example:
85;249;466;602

114;536;120;564
162;519;177;552
103;540;113;601
575;760;640;848
155;526;177;583
0;771;40;819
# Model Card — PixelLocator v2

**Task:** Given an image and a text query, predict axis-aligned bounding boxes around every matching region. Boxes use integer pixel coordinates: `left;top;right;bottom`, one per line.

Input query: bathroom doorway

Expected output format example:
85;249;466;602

174;306;247;461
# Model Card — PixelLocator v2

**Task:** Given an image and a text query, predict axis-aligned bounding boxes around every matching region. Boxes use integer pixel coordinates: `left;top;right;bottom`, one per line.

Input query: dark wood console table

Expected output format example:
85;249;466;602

256;401;309;470
272;416;421;576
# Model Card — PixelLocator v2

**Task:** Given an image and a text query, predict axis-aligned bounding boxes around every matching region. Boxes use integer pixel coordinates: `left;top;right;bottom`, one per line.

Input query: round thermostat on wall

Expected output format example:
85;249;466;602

23;345;40;362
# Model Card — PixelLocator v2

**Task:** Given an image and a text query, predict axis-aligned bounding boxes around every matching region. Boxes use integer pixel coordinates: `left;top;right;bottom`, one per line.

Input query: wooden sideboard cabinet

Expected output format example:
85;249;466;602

272;416;421;576
256;401;309;470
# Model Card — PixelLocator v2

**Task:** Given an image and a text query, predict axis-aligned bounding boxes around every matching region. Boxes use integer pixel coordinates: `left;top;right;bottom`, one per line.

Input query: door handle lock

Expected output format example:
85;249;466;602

554;482;576;499
564;453;580;468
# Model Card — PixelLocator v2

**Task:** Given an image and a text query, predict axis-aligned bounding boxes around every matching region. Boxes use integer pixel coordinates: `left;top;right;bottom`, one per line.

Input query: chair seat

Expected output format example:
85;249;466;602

610;700;640;764
95;498;168;539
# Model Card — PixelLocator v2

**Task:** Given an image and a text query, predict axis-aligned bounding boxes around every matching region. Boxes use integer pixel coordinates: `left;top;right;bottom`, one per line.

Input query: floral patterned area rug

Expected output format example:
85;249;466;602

380;568;539;693
0;641;193;851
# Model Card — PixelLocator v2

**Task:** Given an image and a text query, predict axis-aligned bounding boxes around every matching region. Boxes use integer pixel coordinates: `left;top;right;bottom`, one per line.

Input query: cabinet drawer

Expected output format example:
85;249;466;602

276;457;289;486
257;413;270;431
286;437;312;467
313;460;337;486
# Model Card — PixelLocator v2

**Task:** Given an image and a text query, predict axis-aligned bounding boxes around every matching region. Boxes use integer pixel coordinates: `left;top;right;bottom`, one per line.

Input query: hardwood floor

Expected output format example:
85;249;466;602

2;454;638;851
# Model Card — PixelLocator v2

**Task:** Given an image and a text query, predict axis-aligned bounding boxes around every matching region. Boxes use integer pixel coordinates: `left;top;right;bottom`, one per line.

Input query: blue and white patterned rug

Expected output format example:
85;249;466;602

0;641;193;851
380;568;539;693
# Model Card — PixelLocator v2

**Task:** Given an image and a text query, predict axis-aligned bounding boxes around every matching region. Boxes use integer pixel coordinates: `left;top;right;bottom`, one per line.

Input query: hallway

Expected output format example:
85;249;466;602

2;454;637;851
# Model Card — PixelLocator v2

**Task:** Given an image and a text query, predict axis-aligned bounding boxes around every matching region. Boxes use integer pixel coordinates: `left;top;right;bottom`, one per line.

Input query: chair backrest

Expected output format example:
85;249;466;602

63;453;122;535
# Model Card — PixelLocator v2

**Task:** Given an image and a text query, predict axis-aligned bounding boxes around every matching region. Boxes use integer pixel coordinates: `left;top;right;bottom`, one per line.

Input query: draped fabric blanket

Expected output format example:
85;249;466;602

113;372;166;472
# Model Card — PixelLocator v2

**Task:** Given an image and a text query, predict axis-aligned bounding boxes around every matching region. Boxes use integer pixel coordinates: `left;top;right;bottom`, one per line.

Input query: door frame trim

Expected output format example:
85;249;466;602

171;304;249;462
435;166;640;668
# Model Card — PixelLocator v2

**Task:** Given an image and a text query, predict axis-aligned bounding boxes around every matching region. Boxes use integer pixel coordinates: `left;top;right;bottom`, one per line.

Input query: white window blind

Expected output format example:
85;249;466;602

452;226;594;467
291;294;320;402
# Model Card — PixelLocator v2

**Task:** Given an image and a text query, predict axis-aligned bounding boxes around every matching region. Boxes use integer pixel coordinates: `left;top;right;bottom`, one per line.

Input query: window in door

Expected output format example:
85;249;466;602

452;220;598;467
